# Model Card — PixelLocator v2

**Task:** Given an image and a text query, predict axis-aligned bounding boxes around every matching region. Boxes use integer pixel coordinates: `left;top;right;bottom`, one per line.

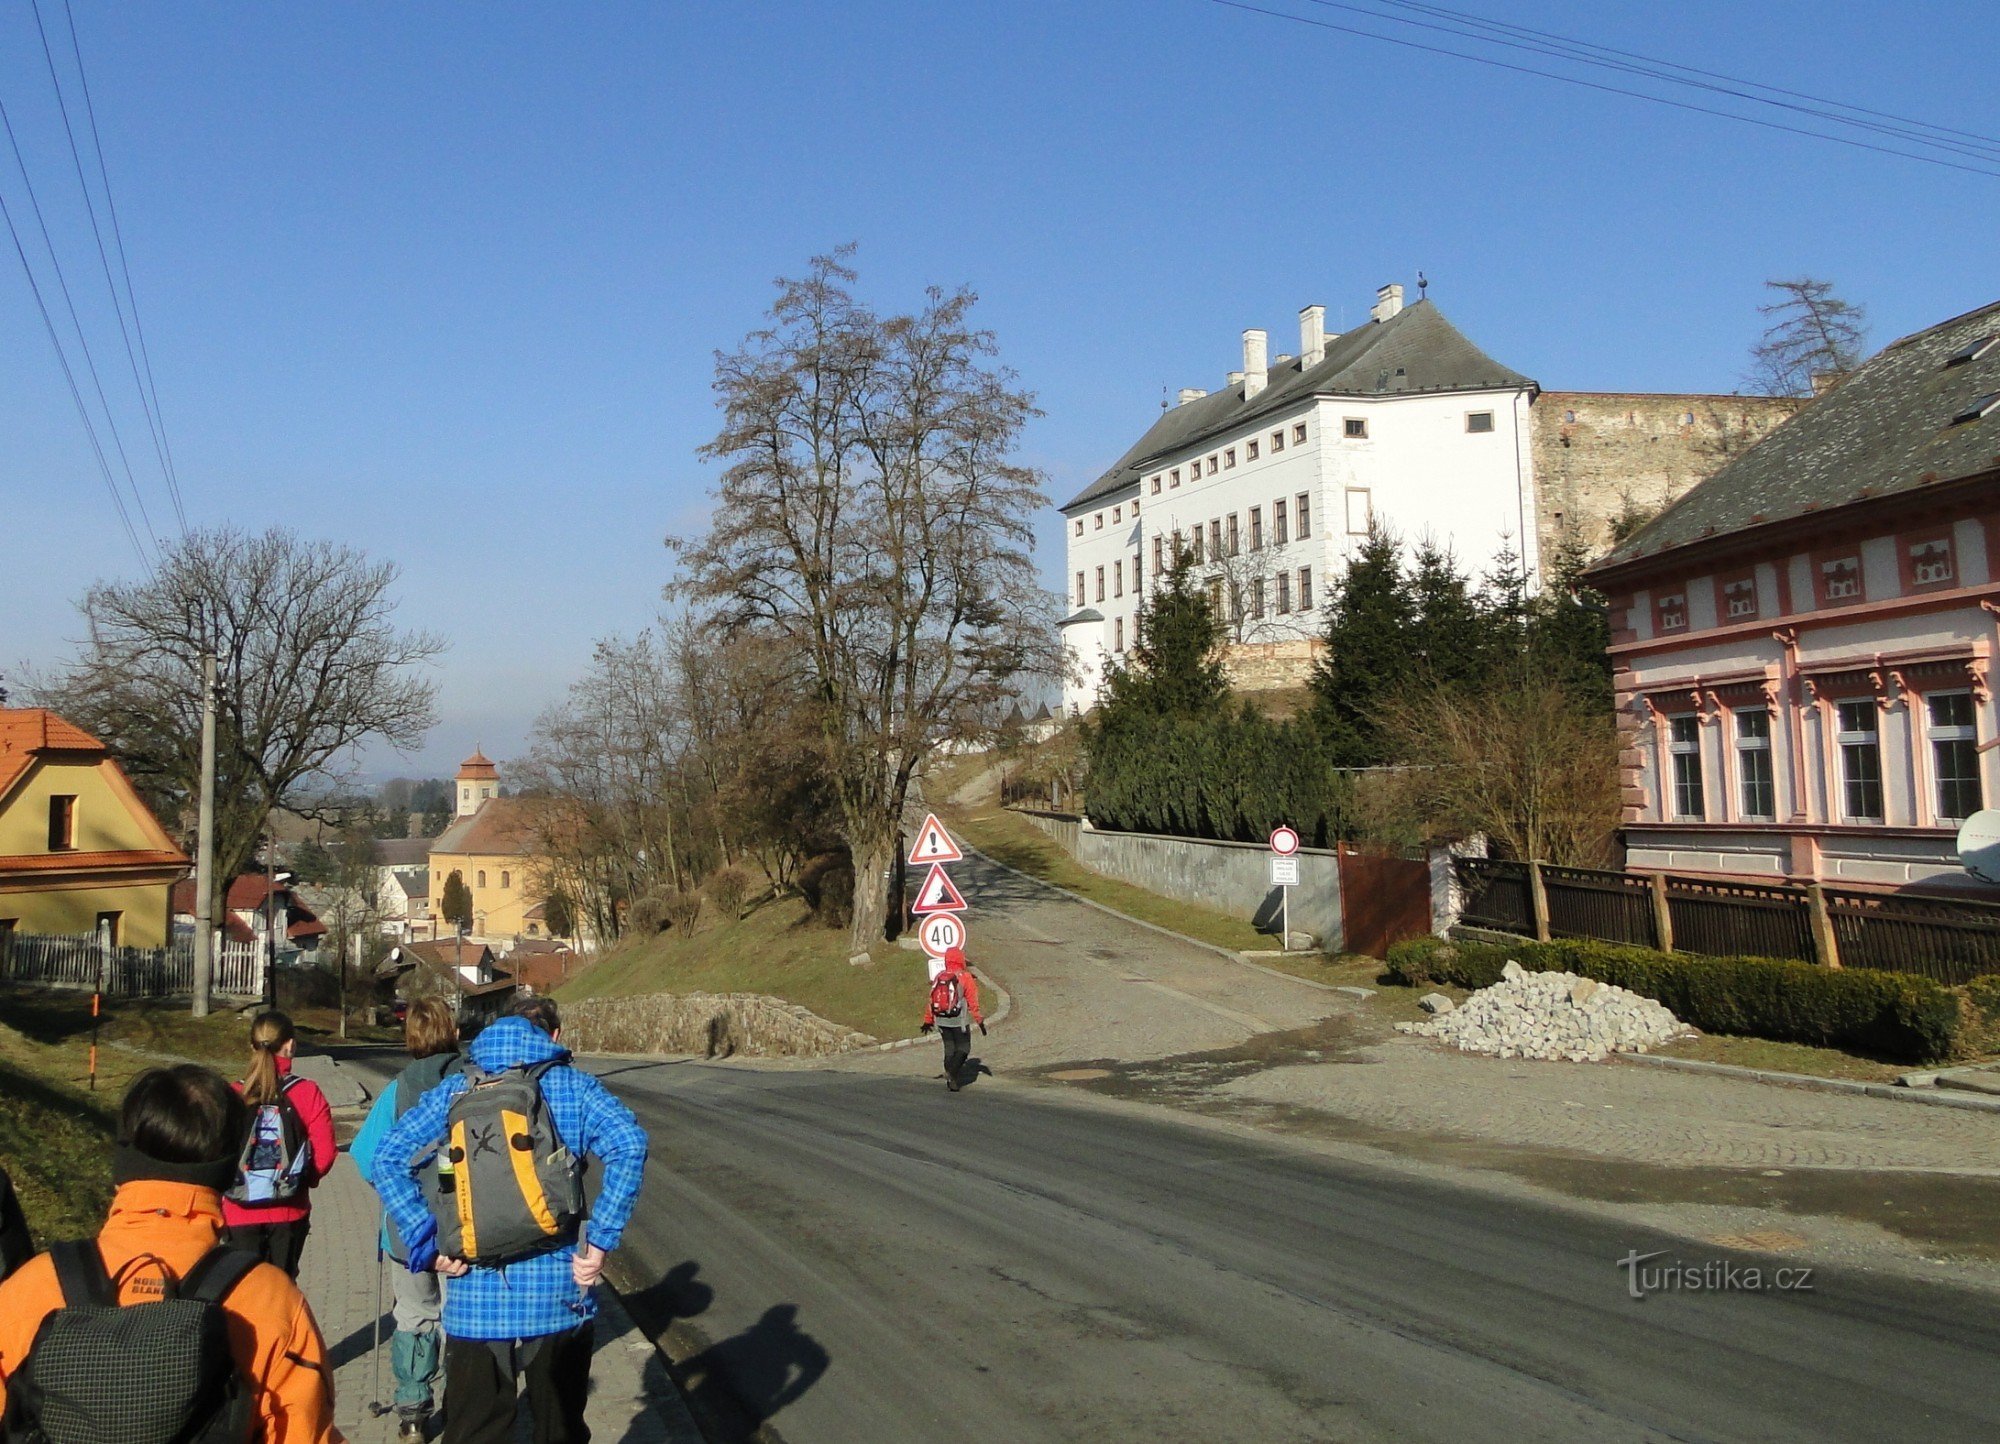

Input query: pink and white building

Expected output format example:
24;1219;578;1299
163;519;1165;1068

1587;300;2000;895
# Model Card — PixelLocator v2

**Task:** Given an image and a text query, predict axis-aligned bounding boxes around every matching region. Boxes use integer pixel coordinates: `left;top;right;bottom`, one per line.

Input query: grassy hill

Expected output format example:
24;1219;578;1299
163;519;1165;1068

556;896;929;1044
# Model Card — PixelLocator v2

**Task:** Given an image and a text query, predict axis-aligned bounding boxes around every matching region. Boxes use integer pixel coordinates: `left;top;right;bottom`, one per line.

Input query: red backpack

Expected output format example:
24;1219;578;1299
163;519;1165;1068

929;972;963;1018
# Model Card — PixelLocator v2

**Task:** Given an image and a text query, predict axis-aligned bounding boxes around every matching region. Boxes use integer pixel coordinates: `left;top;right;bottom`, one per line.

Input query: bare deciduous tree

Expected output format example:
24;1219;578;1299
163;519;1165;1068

674;249;1058;952
1749;277;1868;398
35;526;441;926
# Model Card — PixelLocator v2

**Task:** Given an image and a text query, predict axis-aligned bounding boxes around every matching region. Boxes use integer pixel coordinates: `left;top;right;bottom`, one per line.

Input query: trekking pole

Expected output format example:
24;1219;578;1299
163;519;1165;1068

367;1240;393;1418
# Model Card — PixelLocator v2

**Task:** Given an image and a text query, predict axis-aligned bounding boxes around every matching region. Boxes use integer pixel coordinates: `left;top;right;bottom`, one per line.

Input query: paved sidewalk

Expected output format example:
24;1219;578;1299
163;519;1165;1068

300;1115;698;1440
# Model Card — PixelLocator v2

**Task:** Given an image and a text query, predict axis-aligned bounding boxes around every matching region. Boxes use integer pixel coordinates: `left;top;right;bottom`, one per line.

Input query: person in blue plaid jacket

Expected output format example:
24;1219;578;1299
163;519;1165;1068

373;995;649;1444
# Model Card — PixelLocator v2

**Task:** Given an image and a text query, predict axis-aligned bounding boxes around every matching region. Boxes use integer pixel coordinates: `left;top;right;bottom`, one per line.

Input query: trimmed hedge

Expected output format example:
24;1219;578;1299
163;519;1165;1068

1388;936;1965;1064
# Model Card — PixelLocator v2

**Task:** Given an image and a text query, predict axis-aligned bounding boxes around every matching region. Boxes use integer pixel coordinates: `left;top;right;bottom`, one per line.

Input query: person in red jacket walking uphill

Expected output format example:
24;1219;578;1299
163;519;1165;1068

920;947;986;1091
221;1010;337;1277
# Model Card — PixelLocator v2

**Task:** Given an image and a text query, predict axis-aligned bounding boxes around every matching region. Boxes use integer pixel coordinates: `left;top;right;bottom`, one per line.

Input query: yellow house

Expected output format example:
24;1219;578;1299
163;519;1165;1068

0;709;187;947
428;750;550;943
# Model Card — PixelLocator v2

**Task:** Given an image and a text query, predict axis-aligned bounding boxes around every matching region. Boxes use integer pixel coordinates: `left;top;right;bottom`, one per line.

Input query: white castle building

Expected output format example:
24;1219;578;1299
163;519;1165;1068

1058;282;1540;712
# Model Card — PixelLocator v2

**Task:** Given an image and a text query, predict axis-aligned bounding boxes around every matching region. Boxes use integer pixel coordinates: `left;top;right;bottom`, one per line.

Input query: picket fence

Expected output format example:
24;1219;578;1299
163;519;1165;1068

0;931;266;999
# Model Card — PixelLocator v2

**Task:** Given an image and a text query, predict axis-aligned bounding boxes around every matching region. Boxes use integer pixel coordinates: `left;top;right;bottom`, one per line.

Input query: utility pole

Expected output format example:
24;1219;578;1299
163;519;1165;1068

191;653;218;1017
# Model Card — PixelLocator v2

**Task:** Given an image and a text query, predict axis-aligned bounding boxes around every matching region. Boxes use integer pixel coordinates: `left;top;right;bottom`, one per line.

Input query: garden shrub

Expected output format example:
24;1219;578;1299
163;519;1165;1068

1387;935;1967;1063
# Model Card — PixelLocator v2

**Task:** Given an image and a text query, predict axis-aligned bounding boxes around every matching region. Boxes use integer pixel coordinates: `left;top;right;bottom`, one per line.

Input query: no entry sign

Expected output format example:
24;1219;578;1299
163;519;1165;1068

1269;825;1301;856
918;911;966;959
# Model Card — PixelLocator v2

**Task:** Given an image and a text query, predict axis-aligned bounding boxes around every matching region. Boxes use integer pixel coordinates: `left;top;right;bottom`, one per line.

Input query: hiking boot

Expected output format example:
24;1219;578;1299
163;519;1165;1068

945;1074;961;1092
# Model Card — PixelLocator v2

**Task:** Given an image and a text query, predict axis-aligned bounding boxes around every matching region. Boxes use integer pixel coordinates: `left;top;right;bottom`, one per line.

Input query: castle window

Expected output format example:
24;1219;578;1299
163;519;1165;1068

1112;506;1121;524
1206;455;1219;476
1170;468;1181;487
477;870;487;888
501;871;511;890
1249;507;1263;551
1074;519;1083;536
1076;571;1086;607
1114;616;1125;652
1273;498;1288;545
1246;439;1260;461
1293;422;1308;443
1276;571;1292;614
1343;417;1367;439
1094;512;1104;530
1271;430;1286;452
1345;489;1371;536
1465;411;1495;434
1094;566;1105;603
1298;567;1313;610
1296;493;1311;537
1151;475;1162;494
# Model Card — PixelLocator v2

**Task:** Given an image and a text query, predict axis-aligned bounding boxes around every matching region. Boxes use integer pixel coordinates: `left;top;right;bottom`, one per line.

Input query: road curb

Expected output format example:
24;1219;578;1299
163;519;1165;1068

1616;1050;2000;1113
960;841;1352;997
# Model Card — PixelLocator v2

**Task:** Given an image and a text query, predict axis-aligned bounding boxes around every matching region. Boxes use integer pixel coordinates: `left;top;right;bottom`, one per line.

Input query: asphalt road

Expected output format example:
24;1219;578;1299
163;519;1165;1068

601;1057;2000;1444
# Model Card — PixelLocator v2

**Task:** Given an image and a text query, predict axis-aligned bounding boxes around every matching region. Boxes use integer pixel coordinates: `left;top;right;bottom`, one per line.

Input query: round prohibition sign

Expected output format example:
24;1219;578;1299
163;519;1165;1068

918;911;967;959
1269;825;1301;857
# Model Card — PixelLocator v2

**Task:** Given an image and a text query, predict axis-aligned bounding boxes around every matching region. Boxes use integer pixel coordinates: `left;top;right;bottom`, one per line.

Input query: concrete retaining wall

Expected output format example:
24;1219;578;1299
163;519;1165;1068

1015;811;1343;949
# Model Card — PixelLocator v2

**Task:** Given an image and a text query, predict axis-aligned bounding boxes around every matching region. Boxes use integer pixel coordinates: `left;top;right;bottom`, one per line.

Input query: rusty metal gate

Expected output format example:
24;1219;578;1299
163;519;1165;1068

1336;843;1432;958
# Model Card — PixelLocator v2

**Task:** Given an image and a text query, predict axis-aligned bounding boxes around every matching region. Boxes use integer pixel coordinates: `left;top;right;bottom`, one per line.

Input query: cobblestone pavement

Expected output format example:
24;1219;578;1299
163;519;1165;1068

300;1109;699;1442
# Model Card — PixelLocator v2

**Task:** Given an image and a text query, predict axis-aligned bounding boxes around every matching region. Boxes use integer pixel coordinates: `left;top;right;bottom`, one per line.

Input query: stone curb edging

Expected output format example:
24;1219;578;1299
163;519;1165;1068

870;966;1013;1052
960;841;1352;998
1615;1050;2000;1113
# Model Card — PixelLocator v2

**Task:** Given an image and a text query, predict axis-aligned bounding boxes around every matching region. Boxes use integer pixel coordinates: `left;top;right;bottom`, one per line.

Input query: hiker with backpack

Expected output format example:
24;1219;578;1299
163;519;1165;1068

920;946;986;1091
0;1063;341;1442
372;995;648;1444
351;998;465;1441
223;1011;337;1278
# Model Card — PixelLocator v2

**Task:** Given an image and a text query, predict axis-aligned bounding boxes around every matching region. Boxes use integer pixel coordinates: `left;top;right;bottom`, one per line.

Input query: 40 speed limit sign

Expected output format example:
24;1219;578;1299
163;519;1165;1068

917;911;967;959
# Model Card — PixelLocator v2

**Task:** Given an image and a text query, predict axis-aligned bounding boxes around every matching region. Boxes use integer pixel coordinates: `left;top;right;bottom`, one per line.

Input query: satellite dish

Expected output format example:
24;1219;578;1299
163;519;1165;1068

1955;809;2000;883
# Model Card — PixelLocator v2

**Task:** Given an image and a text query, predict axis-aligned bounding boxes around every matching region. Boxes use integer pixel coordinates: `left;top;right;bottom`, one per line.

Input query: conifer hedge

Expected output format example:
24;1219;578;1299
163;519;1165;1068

1083;705;1347;844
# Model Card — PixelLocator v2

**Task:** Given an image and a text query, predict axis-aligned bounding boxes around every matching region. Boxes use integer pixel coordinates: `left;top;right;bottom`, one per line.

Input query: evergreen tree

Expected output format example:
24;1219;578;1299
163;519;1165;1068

1309;526;1415;767
1098;547;1228;719
440;870;473;933
1407;537;1485;691
1526;535;1614;714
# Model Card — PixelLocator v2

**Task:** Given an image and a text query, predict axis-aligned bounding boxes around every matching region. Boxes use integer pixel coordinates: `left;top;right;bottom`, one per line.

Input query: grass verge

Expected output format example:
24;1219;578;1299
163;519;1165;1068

556;896;929;1043
948;804;1271;954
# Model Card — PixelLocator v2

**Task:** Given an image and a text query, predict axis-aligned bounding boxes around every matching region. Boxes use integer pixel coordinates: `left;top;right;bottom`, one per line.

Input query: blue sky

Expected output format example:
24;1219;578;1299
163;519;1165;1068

3;1;1995;779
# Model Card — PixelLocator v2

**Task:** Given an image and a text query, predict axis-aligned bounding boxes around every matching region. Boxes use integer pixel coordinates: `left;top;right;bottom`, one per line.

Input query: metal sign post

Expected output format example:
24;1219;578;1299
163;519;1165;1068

1269;826;1301;951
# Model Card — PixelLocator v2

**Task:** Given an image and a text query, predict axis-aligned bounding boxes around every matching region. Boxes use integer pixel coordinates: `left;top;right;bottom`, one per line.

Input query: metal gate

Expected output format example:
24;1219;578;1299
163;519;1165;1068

1337;844;1432;958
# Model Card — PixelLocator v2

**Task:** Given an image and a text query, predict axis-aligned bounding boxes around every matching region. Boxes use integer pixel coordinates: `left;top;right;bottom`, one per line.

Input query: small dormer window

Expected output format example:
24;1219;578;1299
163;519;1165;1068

1945;335;1998;367
1953;392;2000;425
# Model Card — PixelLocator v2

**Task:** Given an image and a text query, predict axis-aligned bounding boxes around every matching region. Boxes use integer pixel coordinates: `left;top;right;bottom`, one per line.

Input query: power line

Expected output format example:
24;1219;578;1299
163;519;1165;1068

1368;0;2000;155
0;95;160;554
0;173;146;565
31;0;186;532
1205;0;2000;180
1311;0;2000;165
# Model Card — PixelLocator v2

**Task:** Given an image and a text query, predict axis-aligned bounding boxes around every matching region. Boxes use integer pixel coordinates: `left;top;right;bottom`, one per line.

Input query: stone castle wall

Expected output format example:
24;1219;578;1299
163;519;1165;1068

1223;637;1324;693
1531;392;1804;564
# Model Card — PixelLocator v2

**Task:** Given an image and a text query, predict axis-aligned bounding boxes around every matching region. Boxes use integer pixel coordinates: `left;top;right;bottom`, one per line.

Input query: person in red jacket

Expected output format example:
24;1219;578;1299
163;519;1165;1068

920;947;986;1091
222;1010;337;1277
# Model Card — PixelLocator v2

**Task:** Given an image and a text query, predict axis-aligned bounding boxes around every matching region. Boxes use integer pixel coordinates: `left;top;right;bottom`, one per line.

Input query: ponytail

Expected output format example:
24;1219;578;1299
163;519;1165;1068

242;1010;295;1107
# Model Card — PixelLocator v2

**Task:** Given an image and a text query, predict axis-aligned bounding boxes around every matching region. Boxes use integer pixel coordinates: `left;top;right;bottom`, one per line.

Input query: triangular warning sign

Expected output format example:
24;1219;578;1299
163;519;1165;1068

910;864;968;914
908;813;962;866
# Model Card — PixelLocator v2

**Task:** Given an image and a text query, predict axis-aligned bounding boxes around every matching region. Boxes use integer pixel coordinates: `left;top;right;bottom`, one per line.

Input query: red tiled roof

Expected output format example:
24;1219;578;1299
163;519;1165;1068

456;748;499;781
430;796;537;858
0;707;107;800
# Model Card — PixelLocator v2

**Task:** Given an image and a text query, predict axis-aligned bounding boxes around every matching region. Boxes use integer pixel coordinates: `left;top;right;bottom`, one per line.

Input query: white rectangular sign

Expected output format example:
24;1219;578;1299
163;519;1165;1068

1270;856;1300;887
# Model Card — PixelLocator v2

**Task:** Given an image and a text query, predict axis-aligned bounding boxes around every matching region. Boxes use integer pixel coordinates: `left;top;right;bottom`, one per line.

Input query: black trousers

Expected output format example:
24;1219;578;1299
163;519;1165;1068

444;1325;596;1444
221;1215;310;1278
940;1025;971;1085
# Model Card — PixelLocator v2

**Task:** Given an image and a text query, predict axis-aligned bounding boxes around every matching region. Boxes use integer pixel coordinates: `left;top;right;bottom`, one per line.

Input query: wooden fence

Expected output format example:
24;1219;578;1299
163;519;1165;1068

0;932;266;999
1455;858;2000;985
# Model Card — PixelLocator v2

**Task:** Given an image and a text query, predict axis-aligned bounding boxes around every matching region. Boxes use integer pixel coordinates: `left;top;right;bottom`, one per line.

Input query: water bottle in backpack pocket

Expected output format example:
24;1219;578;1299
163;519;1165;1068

1;1241;260;1444
433;1059;585;1266
225;1075;310;1206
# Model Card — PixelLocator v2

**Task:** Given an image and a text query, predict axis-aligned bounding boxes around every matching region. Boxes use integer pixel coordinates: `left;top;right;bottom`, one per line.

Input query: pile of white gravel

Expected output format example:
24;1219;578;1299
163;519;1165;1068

1395;960;1690;1063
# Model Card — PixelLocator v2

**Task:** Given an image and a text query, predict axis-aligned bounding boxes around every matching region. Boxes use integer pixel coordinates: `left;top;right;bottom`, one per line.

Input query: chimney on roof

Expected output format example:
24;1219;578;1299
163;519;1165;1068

1176;387;1208;407
1371;283;1404;323
1242;329;1268;400
1299;304;1326;367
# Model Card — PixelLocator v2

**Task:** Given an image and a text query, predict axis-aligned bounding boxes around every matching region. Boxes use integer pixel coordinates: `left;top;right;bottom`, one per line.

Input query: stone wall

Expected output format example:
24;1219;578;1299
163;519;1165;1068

1222;637;1324;693
561;991;876;1058
1016;810;1343;948
1531;392;1804;562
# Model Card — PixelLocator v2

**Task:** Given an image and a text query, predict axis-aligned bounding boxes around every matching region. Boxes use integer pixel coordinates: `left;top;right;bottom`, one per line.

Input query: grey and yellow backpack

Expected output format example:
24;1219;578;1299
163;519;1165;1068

434;1059;584;1265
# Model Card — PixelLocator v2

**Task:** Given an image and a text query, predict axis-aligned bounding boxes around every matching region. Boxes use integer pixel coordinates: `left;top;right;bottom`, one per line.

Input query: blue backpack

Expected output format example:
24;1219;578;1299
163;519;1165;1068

225;1076;310;1206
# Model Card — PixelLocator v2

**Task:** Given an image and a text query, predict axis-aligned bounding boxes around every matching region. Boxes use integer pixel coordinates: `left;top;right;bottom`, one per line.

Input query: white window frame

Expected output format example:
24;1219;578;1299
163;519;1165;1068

1667;714;1705;820
1836;699;1883;822
1734;708;1775;820
1927;690;1981;823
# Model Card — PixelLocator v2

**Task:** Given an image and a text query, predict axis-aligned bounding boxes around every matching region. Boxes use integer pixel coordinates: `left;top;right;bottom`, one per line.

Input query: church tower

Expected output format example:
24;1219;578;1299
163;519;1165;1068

455;748;499;818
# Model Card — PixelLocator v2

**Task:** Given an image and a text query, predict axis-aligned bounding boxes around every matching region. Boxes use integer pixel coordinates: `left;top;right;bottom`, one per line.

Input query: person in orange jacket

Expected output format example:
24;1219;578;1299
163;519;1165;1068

920;946;986;1091
0;1063;343;1443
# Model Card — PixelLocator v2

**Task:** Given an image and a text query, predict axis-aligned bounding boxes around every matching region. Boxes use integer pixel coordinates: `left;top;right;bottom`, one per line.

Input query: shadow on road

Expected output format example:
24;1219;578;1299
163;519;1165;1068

679;1304;829;1439
622;1259;717;1333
